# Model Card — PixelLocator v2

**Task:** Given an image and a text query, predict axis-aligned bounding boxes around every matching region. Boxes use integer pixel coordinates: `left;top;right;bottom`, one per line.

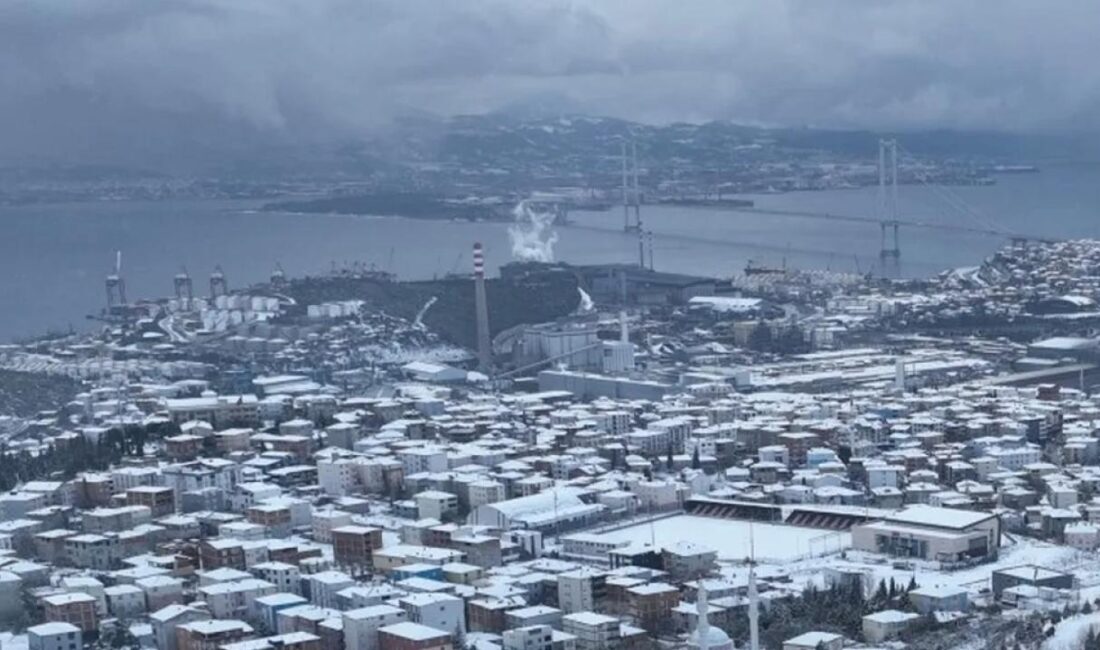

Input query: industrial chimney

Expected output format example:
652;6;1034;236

174;266;193;310
473;243;492;372
210;265;228;299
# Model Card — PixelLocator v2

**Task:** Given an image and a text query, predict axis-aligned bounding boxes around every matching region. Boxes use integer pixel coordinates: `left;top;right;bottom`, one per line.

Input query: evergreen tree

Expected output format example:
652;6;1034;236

748;321;773;352
836;445;853;464
777;326;807;354
873;580;888;605
691;446;701;470
666;444;674;471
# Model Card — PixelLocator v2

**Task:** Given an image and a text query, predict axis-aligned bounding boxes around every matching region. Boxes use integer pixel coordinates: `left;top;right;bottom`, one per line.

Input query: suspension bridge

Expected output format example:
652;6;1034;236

607;137;1057;270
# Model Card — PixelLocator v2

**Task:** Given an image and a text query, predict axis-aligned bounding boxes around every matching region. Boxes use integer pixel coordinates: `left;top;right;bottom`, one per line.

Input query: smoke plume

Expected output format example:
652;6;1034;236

508;201;559;263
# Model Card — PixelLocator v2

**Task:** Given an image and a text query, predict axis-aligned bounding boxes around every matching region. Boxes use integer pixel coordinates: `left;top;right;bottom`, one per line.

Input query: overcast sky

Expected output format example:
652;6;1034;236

3;0;1098;165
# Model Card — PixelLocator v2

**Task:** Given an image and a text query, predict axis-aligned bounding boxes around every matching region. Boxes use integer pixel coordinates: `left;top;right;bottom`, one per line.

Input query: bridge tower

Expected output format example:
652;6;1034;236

621;139;643;233
878;138;901;264
631;140;642;232
879;221;900;261
105;250;127;310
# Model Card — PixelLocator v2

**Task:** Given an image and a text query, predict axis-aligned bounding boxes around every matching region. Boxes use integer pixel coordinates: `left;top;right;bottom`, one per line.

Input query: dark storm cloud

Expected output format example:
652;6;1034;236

2;0;1098;164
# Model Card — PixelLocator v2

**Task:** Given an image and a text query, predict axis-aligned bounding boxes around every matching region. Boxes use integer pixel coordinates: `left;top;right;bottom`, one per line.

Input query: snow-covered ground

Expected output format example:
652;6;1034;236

1045;612;1100;650
597;515;850;562
758;535;1100;602
0;632;28;650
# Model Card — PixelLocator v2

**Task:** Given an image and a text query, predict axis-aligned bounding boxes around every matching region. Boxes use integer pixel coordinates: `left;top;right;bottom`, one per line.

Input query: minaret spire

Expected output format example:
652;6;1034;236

696;582;710;646
748;523;760;650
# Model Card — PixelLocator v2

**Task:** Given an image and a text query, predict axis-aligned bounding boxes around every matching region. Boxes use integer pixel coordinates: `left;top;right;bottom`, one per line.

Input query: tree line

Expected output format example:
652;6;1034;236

0;421;178;491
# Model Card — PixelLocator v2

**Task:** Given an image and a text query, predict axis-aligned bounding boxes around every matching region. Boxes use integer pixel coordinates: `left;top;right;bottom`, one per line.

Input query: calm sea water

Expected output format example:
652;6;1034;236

2;162;1099;342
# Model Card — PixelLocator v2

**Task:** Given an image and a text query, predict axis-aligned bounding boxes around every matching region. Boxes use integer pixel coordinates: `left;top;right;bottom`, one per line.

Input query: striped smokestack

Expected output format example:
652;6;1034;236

473;242;485;278
473;242;492;372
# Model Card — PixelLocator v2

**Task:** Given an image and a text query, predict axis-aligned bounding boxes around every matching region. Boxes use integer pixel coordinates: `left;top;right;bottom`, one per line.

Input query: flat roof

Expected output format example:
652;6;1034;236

785;631;843;646
884;505;996;530
378;622;450;641
563;612;619;626
28;622;81;636
995;565;1069;581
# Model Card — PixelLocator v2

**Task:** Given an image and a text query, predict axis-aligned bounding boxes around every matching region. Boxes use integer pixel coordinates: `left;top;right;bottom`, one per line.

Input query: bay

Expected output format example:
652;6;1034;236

1;161;1098;342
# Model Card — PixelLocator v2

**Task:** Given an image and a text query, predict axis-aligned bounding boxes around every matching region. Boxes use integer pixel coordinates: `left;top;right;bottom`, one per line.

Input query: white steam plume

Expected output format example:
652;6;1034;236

577;288;594;312
508;200;559;263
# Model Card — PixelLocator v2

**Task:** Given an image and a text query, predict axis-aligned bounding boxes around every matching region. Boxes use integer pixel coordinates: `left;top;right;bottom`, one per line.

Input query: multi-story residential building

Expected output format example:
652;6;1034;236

199;578;277;620
467;481;506;509
562;613;619;650
505;606;562;632
410;491;456;523
164;394;259;429
222;632;321;650
34;529;75;565
343;604;407;650
661;542;717;582
126;486;176;518
626;583;679;634
0;492;49;520
557;569;607;614
215;428;253;454
27;622;82;650
64;535;120;571
163;459;243;508
397;593;466;637
632;480;687;510
358;458;405;495
378;622;453;650
176;619;254;650
199;539;247;571
332;525;383;571
111;467;162;493
251;561;301;595
595;411;632;436
0;571;23;620
317;458;360;497
648;417;693;453
42;593;98;634
502;625;554;650
247;503;293;538
150;604;208;650
82;505;152;534
104;584;145;618
135;576;186;611
777;432;821;468
467;597;524;634
307;571;355;609
399;448;448;476
311;509;352;544
252;593;309;634
60;576;107;616
22;480;73;506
